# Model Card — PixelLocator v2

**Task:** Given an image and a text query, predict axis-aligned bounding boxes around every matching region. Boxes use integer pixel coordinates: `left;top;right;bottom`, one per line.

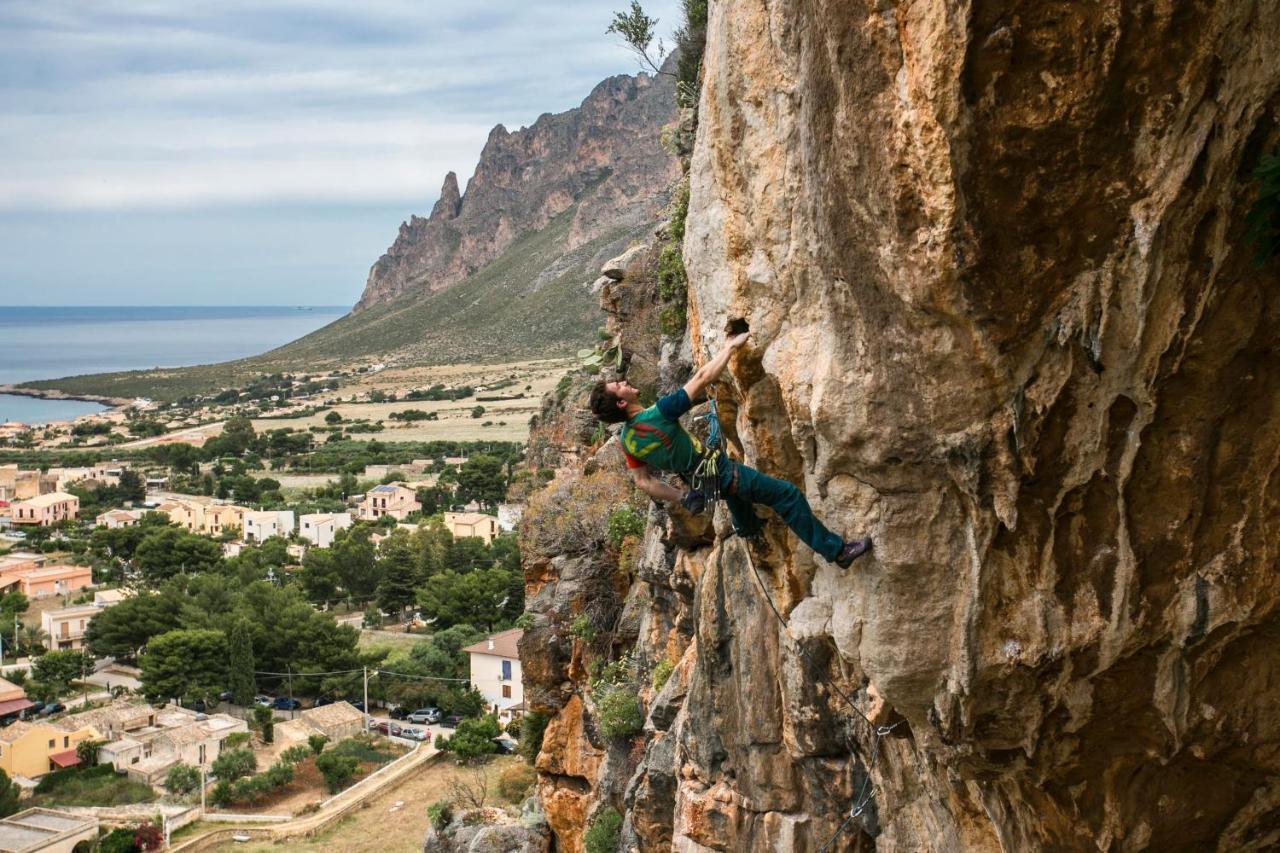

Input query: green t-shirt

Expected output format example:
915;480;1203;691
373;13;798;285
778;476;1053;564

621;389;704;474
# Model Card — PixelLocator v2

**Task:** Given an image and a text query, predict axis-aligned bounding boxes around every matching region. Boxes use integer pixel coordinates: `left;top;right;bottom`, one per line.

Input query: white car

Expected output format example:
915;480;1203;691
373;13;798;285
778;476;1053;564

253;695;273;707
400;727;429;741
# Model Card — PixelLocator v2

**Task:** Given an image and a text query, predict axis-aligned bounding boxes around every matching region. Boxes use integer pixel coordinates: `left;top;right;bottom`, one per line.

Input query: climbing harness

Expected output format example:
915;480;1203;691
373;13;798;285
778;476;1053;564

741;546;903;851
687;384;726;503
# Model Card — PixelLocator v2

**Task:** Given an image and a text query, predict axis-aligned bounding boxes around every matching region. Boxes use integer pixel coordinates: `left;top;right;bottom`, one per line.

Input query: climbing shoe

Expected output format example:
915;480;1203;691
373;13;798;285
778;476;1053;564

680;489;707;516
835;537;873;569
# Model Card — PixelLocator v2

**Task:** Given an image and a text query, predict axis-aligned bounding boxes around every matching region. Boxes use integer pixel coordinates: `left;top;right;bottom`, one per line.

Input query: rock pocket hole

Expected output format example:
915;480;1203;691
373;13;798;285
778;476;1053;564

726;318;749;336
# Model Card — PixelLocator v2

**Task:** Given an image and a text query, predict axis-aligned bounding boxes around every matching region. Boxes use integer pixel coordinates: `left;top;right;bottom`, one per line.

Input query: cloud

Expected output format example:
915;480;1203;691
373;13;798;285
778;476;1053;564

0;0;683;211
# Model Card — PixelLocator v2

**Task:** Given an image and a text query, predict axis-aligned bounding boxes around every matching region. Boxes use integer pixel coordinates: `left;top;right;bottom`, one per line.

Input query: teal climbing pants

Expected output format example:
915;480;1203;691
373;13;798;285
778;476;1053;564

716;458;844;561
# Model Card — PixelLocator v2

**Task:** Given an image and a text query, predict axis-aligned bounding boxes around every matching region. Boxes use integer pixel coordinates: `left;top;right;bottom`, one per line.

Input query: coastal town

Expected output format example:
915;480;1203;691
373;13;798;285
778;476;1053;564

0;361;571;850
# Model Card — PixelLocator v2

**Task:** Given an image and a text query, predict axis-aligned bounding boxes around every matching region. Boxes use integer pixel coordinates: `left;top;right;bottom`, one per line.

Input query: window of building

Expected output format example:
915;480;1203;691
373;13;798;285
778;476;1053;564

502;685;512;699
501;660;512;681
48;739;55;748
64;737;69;748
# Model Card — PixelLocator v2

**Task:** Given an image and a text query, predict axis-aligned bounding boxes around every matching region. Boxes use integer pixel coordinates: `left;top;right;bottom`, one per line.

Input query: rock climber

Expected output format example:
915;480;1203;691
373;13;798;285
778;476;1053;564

588;332;872;568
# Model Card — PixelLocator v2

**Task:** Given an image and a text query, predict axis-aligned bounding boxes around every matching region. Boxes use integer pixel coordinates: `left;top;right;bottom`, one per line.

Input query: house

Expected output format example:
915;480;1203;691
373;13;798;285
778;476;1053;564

462;628;524;721
47;463;125;492
10;492;79;527
356;484;420;521
243;510;294;542
15;565;91;599
203;504;245;537
298;512;352;548
41;604;101;651
0;718;101;778
0;808;98;852
443;512;500;545
299;701;364;742
496;504;524;533
93;588;132;607
94;509;142;529
0;466;57;503
0;677;35;723
121;711;248;785
154;497;248;537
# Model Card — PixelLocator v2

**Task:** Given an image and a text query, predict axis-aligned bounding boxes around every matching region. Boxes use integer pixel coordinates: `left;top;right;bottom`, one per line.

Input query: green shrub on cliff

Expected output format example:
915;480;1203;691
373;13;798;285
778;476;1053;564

585;807;623;853
596;687;644;740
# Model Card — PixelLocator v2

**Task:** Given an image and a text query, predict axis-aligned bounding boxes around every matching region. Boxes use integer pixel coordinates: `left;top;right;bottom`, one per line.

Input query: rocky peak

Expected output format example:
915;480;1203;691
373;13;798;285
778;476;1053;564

353;68;678;313
430;171;461;220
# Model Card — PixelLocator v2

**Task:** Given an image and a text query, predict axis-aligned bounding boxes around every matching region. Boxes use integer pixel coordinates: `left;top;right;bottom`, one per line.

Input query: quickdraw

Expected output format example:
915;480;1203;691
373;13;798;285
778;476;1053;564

689;385;725;502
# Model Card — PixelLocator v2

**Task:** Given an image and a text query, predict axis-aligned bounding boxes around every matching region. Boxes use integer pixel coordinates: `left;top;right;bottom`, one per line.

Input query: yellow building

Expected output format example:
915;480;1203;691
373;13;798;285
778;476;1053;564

0;719;100;779
443;511;500;545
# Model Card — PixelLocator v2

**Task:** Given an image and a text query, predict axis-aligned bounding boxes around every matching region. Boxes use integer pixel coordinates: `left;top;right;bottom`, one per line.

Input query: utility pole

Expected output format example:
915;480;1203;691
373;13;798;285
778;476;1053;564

362;666;369;733
287;664;294;719
200;765;207;814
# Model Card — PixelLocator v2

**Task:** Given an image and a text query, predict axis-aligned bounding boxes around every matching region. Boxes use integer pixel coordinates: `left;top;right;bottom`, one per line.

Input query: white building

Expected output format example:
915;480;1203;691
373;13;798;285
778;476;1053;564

496;504;524;533
463;628;523;721
242;510;295;543
298;512;353;548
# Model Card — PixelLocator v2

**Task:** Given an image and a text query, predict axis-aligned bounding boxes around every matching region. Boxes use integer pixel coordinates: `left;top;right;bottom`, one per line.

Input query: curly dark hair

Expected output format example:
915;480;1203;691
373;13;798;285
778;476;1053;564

588;380;629;424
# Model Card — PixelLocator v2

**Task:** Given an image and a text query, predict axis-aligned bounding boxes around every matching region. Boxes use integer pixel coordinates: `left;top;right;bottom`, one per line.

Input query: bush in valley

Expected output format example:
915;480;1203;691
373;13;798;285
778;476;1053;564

498;762;538;803
307;734;329;755
427;800;453;831
254;705;275;743
315;750;359;793
0;769;18;818
518;712;549;764
225;731;251;749
280;744;313;766
435;714;501;763
584;806;623;853
99;827;140;853
164;763;201;795
209;779;233;807
211;748;257;782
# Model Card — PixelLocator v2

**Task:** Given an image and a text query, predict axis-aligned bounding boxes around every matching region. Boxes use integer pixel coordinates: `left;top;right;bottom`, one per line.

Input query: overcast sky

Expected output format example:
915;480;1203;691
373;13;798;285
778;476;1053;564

0;0;681;307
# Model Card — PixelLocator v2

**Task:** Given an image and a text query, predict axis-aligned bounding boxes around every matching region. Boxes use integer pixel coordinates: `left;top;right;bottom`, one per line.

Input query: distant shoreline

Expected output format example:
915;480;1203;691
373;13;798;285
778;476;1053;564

0;385;129;408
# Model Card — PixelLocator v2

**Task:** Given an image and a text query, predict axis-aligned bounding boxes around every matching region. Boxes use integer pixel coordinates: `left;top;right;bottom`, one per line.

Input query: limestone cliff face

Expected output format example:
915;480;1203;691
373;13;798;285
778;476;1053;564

523;2;1280;851
355;70;678;312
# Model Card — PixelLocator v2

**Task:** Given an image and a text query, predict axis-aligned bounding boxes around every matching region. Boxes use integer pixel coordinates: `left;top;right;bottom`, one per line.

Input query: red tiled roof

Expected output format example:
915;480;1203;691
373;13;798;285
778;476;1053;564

0;699;33;716
49;749;80;768
462;628;523;659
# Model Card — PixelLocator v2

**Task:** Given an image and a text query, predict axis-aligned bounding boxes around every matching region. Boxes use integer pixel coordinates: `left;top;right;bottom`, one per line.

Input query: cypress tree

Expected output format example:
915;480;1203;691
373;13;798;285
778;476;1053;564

229;620;256;707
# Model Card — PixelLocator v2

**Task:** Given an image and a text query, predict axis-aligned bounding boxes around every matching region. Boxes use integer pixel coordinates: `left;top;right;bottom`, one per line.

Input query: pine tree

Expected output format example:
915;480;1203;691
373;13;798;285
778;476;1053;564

228;620;256;707
376;534;421;619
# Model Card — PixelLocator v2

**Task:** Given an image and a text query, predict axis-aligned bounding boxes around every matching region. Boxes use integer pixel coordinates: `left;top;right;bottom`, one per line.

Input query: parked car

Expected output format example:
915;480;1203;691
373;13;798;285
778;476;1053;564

219;690;234;703
400;726;427;741
37;703;66;717
313;697;334;707
350;700;366;712
408;707;441;724
272;697;302;711
493;736;517;755
374;721;391;735
388;706;409;720
253;695;273;707
440;715;464;729
22;702;45;719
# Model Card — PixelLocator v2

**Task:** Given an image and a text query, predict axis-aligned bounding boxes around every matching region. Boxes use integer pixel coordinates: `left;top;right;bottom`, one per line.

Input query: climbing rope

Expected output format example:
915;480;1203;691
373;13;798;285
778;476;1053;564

742;544;902;851
689;376;900;848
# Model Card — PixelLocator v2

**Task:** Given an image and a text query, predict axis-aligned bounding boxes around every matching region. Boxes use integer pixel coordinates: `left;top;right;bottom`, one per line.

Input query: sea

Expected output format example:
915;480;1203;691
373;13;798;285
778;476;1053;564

0;306;347;425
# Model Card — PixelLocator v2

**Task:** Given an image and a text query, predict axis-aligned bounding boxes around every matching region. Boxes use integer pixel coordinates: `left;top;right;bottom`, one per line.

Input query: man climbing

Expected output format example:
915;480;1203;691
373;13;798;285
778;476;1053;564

588;332;872;568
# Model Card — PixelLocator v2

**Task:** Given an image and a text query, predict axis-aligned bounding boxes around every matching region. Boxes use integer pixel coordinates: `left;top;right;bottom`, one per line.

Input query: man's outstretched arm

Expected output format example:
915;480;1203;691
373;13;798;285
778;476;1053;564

682;332;750;402
632;464;684;504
